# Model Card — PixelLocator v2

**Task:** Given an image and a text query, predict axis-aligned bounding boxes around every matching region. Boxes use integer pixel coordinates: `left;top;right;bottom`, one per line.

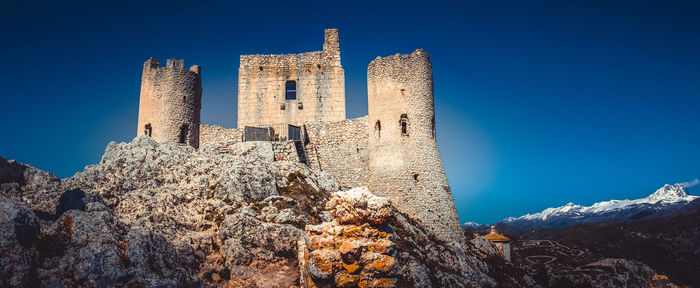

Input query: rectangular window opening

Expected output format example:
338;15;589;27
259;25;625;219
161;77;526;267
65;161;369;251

285;80;297;100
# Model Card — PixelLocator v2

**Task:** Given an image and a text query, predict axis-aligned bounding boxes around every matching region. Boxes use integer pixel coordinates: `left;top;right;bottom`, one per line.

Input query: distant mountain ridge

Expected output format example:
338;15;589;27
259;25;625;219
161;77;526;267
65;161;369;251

502;183;700;229
495;182;699;231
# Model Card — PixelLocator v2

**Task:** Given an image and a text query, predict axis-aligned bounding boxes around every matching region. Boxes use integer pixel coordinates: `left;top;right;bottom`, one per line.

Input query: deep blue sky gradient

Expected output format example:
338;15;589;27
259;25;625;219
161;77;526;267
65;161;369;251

1;0;699;224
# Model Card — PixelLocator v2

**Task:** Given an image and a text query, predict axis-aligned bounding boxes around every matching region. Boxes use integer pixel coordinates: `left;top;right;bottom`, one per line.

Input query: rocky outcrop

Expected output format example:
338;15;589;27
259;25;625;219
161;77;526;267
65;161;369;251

300;188;397;287
0;156;62;223
0;137;496;287
4;136;675;287
0;198;40;287
300;187;496;288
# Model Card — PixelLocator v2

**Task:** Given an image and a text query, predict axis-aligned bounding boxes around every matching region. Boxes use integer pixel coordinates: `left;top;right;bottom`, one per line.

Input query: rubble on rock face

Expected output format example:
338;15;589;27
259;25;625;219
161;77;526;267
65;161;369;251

0;137;499;287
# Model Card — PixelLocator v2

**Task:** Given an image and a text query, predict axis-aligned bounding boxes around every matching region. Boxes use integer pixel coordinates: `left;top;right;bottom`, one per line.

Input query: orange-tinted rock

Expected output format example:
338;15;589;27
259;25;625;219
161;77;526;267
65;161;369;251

342;261;362;274
340;225;364;238
308;249;340;279
358;278;396;288
339;240;361;261
370;239;394;254
335;272;360;287
302;189;400;288
326;188;393;225
649;274;681;288
310;235;334;250
369;255;395;274
360;252;395;274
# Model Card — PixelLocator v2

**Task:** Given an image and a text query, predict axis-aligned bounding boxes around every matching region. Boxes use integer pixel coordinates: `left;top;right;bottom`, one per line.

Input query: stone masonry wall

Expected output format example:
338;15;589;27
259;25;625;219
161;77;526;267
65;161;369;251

237;29;345;128
199;124;244;147
366;50;463;243
271;141;302;162
304;117;369;190
200;125;299;162
137;58;202;148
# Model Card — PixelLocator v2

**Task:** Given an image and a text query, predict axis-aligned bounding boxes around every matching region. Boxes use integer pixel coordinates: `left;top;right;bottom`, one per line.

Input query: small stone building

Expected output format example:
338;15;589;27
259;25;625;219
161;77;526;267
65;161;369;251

484;225;511;261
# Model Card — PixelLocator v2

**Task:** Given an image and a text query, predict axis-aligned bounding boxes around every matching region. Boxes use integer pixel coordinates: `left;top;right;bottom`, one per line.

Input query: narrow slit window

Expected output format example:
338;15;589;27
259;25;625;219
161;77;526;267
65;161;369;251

179;124;188;144
375;120;381;138
144;124;152;137
400;114;408;136
285;80;297;100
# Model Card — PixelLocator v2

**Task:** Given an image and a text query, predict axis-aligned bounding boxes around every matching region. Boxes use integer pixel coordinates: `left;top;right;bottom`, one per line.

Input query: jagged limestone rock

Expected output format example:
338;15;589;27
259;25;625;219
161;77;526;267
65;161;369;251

0;137;506;287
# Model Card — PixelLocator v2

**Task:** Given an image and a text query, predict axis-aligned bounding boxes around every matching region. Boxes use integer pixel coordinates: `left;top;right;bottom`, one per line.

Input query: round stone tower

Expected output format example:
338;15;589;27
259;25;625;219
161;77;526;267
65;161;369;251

137;58;202;148
366;50;463;243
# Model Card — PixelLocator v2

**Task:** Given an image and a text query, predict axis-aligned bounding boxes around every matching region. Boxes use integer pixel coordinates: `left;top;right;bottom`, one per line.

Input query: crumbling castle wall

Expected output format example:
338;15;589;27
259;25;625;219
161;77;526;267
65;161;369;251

137;58;202;148
237;29;345;128
271;141;302;162
199;124;244;147
200;125;300;162
303;117;369;190
366;50;463;243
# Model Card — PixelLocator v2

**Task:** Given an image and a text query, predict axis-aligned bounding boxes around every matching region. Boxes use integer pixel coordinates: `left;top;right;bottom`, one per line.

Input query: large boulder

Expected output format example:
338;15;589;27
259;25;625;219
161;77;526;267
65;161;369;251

0;197;40;287
0;157;62;219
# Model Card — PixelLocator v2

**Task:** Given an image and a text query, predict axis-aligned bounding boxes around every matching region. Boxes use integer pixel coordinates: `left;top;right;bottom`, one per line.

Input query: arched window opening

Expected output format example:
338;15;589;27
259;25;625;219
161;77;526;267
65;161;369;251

179;124;189;144
375;120;381;138
431;117;435;139
285;80;297;100
183;96;187;103
144;124;152;137
400;114;408;136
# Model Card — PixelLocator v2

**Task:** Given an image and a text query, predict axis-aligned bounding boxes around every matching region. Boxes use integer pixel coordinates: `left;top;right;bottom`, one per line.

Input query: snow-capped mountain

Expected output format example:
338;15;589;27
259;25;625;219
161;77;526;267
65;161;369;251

463;221;483;228
501;183;700;230
462;221;488;232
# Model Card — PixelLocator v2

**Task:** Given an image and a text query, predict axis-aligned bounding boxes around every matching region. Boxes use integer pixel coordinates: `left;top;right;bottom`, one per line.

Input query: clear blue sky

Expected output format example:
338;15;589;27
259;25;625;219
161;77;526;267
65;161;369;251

1;0;699;224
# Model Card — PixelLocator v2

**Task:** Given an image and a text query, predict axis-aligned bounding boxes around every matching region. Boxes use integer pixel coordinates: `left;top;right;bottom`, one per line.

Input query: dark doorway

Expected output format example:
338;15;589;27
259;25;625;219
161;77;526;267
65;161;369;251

179;124;188;144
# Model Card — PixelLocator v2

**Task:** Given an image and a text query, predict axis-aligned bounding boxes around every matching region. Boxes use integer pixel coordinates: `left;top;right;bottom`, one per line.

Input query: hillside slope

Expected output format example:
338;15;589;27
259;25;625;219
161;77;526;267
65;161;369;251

519;207;700;287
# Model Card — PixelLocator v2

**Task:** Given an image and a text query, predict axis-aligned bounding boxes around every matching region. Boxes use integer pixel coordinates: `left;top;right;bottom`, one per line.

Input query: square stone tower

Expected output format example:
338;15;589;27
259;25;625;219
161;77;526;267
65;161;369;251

237;29;346;128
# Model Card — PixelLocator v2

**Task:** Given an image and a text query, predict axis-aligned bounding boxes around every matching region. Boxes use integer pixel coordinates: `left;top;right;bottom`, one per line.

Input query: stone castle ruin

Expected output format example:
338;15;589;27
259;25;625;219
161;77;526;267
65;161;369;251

136;29;463;242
